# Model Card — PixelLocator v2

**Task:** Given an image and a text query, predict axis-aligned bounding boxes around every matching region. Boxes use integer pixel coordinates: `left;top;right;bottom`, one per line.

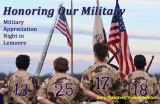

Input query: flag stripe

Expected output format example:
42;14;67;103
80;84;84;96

111;23;119;27
55;14;71;47
126;42;132;74
121;32;128;73
56;26;71;45
56;25;66;35
108;36;120;42
65;22;71;42
56;23;66;32
109;29;119;35
57;23;71;42
109;33;120;38
108;32;120;44
110;25;119;31
58;19;66;27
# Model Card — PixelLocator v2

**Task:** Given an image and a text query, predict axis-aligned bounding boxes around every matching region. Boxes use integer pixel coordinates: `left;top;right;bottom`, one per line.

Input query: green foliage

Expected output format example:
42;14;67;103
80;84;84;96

154;73;160;80
73;73;83;81
4;95;8;104
0;72;6;80
39;73;52;82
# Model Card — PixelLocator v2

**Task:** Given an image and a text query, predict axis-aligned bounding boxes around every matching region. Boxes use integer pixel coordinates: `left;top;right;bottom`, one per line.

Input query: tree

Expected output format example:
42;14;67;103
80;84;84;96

0;72;6;80
39;73;52;82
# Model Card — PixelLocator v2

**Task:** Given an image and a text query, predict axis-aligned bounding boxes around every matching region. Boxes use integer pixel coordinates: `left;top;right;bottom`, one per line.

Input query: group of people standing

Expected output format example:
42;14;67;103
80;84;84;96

0;43;159;104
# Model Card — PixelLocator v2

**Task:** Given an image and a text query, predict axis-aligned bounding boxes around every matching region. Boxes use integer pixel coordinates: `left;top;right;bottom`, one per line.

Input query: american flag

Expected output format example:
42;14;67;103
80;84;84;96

56;13;71;47
108;1;135;77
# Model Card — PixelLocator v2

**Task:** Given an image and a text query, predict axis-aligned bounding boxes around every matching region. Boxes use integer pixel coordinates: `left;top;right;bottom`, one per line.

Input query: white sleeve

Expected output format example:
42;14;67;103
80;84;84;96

37;96;45;100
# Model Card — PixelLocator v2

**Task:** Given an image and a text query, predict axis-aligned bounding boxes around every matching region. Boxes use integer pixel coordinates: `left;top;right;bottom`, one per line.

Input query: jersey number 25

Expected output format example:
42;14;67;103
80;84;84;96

55;83;73;96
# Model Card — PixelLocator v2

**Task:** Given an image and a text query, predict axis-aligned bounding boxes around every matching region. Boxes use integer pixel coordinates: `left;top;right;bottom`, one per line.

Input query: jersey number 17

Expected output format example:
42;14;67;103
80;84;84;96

96;76;110;89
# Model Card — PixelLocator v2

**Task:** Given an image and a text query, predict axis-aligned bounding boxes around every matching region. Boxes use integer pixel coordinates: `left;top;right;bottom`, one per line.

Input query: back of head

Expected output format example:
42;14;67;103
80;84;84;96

93;43;108;61
134;54;146;69
16;54;30;70
54;57;69;73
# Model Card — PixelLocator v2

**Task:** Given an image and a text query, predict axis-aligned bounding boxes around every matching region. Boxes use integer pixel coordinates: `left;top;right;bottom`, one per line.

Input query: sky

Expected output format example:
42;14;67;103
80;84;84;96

0;0;160;76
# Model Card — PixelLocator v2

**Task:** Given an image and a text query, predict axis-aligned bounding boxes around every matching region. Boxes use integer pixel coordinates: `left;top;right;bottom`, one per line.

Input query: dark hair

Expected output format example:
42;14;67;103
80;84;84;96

134;54;146;69
54;57;69;73
93;43;108;61
16;55;30;70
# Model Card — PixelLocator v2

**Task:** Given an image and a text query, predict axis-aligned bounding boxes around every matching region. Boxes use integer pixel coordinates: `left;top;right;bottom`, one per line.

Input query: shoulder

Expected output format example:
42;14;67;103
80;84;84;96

82;65;94;76
27;72;34;77
8;73;16;82
149;75;157;82
89;63;111;74
72;77;80;84
124;72;133;81
127;71;152;82
12;71;30;78
86;65;94;72
28;76;38;84
40;77;52;88
148;74;157;82
65;74;79;83
9;72;15;78
105;64;119;76
64;76;80;87
84;65;95;74
128;71;148;78
44;77;53;83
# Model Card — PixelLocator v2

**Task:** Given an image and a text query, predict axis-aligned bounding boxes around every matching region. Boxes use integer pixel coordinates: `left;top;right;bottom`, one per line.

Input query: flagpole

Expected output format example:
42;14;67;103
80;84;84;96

71;0;74;76
96;0;109;60
97;0;99;6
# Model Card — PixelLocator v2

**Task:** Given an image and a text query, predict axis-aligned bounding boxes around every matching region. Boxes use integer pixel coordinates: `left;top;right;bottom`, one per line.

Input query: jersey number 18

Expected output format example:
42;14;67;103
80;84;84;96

134;83;148;96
